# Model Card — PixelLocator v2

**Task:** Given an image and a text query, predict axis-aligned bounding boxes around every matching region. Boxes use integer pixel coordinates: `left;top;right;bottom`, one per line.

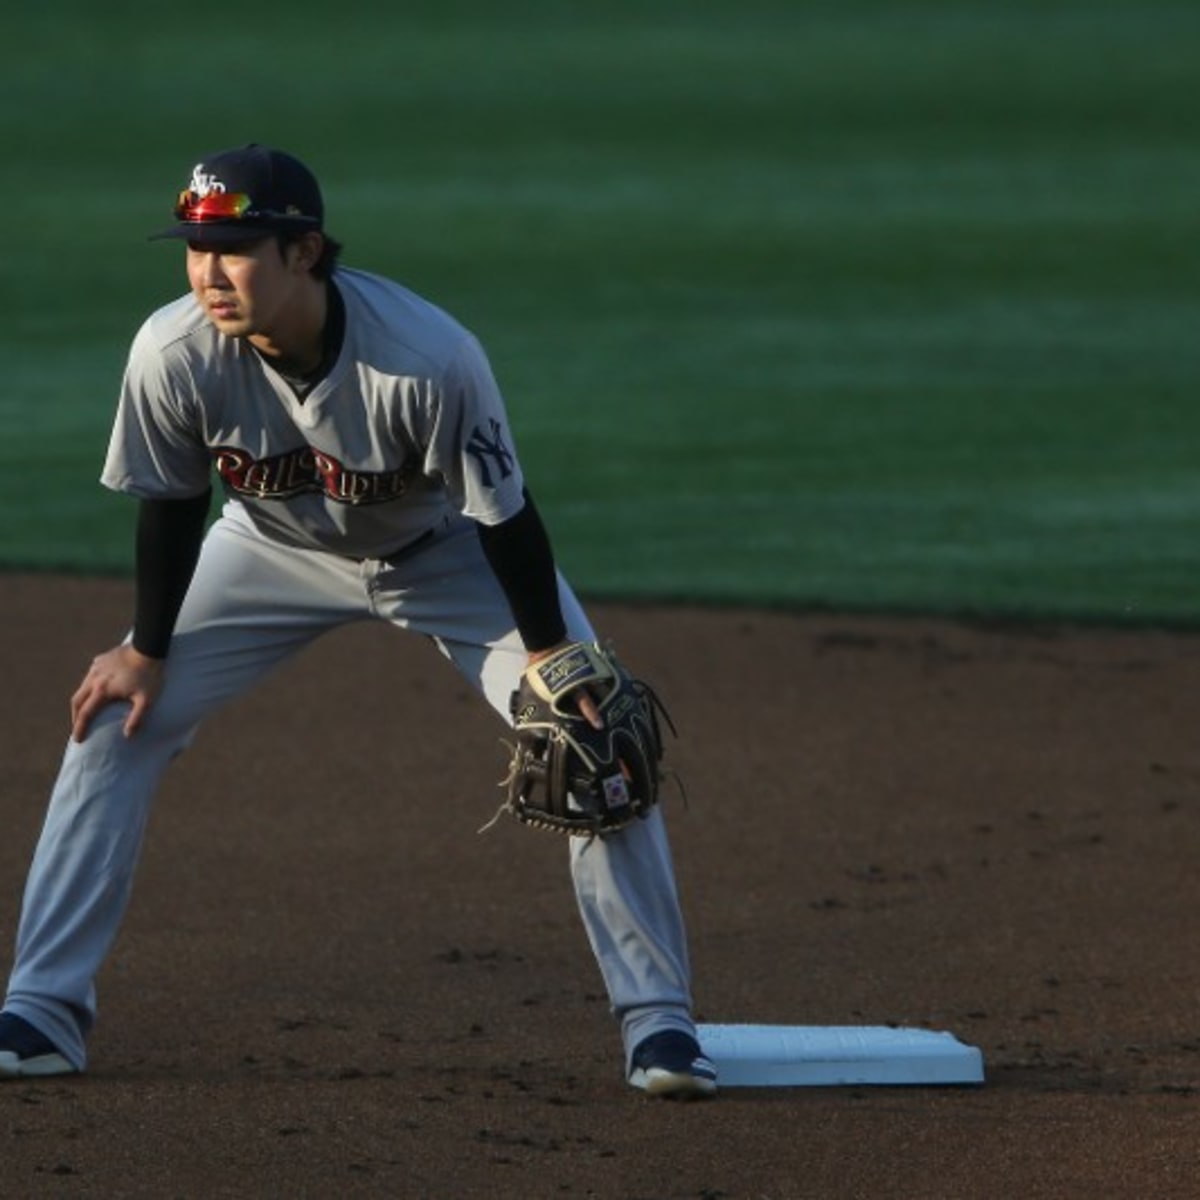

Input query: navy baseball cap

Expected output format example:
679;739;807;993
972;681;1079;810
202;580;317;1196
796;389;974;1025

151;144;324;243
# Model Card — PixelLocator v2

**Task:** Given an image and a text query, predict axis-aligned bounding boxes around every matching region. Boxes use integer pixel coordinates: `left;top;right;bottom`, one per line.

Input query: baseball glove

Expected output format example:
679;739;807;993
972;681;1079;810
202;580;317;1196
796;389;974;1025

489;641;675;836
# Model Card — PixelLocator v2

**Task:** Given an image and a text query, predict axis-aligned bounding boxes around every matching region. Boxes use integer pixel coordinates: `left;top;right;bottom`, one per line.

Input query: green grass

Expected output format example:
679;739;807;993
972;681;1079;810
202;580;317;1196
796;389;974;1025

3;2;1198;622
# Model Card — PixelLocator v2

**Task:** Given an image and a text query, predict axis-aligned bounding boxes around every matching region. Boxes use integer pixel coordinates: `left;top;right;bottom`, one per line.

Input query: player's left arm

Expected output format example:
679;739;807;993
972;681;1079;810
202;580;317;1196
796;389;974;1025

475;487;565;655
434;333;602;725
475;491;602;729
430;333;560;653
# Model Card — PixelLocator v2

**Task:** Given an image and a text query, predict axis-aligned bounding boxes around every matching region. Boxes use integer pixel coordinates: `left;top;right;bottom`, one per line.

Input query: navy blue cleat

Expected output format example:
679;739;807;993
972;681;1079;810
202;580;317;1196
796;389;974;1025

628;1030;718;1098
0;1013;75;1079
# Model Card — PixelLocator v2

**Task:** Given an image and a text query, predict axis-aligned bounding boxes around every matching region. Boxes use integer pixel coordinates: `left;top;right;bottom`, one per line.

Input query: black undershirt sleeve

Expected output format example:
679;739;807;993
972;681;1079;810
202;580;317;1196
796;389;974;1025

476;488;568;654
131;489;212;659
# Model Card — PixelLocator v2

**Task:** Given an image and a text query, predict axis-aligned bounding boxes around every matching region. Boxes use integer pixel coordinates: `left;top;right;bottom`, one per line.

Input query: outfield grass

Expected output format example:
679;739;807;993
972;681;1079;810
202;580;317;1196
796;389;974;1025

3;2;1198;622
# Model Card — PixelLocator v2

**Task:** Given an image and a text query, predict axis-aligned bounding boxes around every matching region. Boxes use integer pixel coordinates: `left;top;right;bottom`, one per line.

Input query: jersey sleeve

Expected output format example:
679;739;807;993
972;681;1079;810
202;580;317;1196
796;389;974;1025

423;333;526;526
100;318;213;499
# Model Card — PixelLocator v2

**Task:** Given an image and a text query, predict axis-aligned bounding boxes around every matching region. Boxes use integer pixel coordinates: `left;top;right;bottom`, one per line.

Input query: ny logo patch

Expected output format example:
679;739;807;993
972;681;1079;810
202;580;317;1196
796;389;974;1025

465;418;515;487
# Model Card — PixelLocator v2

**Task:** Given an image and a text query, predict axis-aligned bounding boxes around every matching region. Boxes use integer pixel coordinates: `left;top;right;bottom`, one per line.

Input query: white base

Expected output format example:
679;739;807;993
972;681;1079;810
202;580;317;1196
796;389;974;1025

696;1024;985;1087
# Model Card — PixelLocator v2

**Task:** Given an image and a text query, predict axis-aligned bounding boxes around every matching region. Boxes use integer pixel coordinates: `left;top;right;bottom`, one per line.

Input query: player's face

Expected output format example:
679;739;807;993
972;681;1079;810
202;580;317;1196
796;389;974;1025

185;237;308;340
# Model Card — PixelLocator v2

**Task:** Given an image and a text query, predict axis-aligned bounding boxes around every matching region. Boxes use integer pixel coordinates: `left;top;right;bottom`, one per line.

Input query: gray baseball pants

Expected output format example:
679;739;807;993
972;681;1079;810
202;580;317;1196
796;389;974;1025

3;501;696;1073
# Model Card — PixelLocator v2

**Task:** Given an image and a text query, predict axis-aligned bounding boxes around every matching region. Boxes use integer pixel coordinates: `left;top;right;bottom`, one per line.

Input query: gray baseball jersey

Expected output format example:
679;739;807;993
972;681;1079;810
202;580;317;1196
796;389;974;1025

101;268;525;554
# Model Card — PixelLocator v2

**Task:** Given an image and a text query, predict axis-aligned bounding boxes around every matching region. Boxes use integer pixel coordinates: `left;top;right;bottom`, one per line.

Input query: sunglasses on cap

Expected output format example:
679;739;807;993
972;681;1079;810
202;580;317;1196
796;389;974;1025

173;189;318;225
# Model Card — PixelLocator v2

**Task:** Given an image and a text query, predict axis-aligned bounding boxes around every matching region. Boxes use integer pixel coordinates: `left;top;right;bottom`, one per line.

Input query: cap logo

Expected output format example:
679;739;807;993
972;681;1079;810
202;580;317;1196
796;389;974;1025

189;165;228;197
154;147;322;239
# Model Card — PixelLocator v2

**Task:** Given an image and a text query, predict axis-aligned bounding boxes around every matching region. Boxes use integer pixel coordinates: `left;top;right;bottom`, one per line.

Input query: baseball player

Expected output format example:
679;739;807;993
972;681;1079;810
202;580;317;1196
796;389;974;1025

0;145;717;1098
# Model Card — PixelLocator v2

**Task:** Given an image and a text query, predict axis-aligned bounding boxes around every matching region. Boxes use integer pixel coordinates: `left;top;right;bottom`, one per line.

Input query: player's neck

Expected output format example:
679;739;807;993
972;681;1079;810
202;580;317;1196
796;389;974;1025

248;276;329;378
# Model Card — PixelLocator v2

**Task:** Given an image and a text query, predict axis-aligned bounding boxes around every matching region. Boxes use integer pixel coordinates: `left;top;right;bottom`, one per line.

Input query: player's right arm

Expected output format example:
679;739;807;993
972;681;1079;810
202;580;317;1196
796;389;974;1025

75;309;215;742
70;488;211;742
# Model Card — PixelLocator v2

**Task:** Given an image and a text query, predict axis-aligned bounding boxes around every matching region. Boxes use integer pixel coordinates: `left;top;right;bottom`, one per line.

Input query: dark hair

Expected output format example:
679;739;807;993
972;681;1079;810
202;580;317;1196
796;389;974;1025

276;230;344;280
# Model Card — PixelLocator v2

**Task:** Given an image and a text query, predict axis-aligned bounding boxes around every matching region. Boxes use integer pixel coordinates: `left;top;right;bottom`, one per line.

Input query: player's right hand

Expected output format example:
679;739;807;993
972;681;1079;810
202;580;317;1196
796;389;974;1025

70;644;166;742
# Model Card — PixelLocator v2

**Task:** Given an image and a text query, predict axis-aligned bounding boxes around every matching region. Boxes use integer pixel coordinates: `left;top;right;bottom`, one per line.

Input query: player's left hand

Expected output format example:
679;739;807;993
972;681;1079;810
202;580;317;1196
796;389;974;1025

528;642;604;729
497;640;675;836
70;644;166;742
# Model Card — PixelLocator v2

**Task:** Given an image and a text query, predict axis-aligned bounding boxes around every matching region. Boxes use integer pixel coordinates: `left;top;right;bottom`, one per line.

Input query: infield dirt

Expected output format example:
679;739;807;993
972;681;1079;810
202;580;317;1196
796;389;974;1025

2;574;1197;1198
